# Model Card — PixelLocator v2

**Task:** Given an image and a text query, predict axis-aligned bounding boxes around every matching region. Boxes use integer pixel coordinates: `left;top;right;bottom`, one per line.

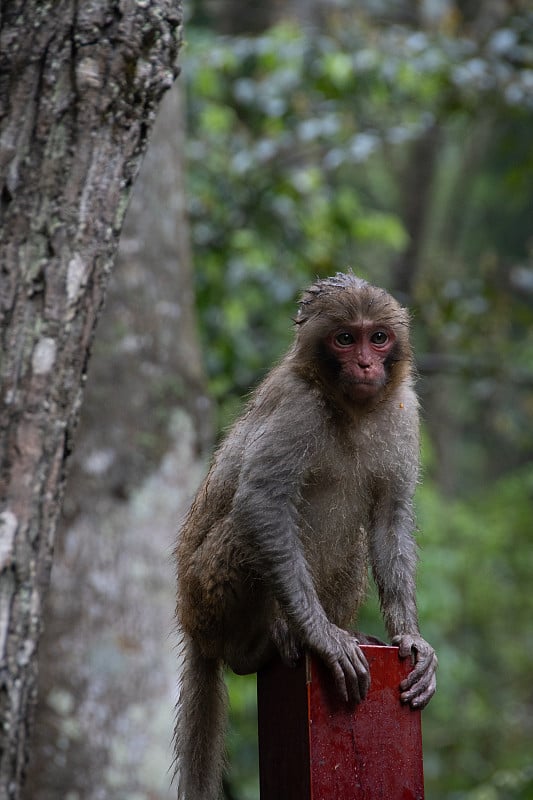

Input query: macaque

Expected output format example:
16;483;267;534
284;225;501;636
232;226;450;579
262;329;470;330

174;272;437;800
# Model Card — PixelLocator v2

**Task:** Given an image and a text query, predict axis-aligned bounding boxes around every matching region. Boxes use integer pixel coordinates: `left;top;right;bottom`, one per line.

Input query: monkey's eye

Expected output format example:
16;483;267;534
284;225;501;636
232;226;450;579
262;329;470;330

370;331;389;346
335;332;355;346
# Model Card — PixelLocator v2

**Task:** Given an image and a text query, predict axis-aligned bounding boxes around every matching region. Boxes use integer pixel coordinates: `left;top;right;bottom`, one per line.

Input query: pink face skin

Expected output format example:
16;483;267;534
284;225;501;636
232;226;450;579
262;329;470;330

326;322;396;402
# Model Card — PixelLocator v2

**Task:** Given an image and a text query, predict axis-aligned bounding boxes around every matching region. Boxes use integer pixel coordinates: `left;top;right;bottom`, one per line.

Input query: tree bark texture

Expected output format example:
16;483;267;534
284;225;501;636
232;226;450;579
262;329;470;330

0;2;182;796
391;121;440;303
23;84;211;800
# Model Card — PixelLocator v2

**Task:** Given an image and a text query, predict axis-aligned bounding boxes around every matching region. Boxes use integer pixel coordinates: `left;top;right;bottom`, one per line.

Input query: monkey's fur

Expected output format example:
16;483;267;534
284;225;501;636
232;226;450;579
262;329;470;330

174;273;437;799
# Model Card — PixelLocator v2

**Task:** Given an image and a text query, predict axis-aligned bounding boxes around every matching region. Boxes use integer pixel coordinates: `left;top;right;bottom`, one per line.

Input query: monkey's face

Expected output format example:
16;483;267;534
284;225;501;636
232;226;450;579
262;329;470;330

325;322;397;402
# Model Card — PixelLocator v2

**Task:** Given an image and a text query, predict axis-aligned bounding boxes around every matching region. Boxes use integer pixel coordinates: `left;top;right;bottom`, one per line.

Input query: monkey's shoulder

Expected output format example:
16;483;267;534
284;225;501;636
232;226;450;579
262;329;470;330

241;366;327;437
186;375;313;503
251;362;316;406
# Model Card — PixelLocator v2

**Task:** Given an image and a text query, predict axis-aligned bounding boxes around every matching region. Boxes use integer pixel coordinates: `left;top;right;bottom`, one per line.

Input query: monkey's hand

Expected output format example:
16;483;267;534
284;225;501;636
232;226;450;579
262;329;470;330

310;621;370;705
393;634;437;709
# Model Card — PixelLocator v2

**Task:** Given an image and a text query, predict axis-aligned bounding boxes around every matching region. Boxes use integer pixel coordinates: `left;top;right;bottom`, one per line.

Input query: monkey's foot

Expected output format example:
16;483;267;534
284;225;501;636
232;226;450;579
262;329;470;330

352;631;387;646
271;618;301;667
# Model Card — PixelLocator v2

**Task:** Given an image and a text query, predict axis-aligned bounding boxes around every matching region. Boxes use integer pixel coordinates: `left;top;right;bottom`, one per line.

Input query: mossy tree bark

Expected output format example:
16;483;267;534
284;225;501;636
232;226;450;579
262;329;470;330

0;2;182;795
23;83;211;800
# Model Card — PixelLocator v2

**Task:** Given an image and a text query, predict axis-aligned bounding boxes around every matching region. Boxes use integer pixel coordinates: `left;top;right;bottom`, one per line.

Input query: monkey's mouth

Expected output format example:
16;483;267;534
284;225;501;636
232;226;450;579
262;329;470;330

347;375;385;388
354;381;381;391
344;376;385;400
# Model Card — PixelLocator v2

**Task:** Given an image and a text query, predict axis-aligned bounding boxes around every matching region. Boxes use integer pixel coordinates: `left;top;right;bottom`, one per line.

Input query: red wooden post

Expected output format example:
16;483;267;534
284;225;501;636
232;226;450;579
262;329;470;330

257;645;424;800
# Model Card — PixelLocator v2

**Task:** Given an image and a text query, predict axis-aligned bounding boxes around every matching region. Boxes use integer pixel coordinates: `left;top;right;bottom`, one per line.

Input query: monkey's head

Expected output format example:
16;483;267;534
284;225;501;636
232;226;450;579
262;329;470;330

293;272;412;407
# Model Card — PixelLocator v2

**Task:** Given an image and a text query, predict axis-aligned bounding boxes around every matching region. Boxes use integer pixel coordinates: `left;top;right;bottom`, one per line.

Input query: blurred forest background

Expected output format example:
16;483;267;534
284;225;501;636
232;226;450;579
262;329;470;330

24;0;533;799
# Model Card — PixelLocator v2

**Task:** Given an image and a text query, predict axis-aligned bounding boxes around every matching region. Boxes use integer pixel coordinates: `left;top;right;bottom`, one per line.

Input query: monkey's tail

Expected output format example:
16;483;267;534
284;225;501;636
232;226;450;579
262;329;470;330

174;631;228;800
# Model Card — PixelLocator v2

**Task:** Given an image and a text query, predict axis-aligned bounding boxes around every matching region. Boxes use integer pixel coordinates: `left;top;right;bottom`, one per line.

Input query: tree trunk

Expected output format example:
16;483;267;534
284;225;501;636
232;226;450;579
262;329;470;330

0;2;182;795
23;82;211;800
391;122;440;303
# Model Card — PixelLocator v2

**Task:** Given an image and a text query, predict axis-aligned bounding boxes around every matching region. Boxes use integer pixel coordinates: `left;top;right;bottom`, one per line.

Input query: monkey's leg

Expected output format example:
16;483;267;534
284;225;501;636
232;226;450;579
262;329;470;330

174;631;228;800
225;616;302;675
225;634;277;675
219;585;297;675
226;616;303;675
271;616;302;666
222;601;278;675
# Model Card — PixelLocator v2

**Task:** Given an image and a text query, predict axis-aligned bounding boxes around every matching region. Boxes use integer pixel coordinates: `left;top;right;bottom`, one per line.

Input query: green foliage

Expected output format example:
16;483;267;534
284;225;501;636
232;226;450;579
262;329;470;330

185;20;424;425
417;467;533;798
184;6;533;799
185;13;533;446
226;671;259;800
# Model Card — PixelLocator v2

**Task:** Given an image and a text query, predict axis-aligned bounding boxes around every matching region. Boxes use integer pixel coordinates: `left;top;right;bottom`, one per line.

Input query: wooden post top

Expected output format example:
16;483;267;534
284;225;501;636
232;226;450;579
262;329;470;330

257;645;424;800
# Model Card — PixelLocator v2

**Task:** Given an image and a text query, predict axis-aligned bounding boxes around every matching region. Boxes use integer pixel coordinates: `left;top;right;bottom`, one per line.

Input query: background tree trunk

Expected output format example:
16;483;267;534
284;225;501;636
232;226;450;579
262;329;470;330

391;122;440;303
0;2;182;796
23;82;212;800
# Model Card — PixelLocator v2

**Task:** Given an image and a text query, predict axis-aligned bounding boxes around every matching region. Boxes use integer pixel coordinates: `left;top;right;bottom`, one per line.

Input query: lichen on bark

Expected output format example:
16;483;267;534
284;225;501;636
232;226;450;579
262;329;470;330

0;2;183;796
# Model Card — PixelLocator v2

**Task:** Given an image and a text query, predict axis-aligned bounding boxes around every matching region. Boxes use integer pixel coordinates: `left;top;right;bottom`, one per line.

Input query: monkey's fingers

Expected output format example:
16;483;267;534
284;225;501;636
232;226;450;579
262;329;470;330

325;632;370;706
393;634;438;709
399;649;436;690
328;659;352;704
327;652;367;705
400;665;437;709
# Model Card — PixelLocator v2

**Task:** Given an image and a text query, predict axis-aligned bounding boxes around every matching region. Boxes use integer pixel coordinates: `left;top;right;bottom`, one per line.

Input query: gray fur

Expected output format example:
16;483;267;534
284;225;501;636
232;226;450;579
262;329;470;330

173;274;436;799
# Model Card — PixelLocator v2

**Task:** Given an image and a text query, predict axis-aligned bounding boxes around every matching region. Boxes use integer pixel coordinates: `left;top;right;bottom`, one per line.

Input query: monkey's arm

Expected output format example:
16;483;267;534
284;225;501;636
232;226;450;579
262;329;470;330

230;413;369;704
369;495;437;709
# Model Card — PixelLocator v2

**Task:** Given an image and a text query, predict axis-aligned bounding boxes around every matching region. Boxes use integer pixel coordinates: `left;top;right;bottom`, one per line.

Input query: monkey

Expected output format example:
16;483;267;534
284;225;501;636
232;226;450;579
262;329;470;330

174;272;437;800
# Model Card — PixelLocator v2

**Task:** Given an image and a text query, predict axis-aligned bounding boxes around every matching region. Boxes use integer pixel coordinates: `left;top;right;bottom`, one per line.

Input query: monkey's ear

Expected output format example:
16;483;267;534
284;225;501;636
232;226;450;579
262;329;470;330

292;310;310;327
